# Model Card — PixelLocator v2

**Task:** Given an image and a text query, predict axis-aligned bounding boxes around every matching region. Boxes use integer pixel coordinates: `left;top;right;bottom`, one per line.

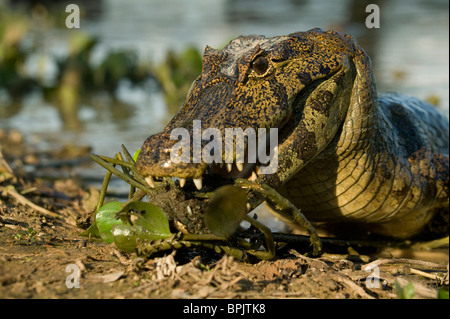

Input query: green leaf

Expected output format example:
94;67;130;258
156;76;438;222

204;185;248;237
132;149;141;162
80;221;101;238
111;224;138;252
95;201;125;244
120;201;172;239
88;200;172;252
438;287;449;299
112;201;172;252
395;281;415;299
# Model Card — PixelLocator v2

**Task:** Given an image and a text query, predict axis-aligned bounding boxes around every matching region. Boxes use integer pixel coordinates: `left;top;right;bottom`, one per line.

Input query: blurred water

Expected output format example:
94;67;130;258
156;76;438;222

0;0;448;180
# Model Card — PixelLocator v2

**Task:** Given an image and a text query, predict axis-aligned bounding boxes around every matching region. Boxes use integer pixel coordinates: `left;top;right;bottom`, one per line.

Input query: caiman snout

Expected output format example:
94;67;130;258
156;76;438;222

136;124;271;190
136;130;207;189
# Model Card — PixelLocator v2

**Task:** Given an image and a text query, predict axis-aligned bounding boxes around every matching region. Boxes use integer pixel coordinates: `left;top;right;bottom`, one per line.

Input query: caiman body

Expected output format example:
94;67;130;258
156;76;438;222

137;29;449;239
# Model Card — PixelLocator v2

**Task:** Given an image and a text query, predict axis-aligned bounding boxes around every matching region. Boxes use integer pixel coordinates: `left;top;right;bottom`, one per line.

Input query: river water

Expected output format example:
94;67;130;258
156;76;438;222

0;0;448;184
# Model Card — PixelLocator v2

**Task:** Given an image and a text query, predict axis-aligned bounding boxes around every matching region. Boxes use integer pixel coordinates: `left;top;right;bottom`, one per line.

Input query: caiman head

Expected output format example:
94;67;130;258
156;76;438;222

137;28;367;190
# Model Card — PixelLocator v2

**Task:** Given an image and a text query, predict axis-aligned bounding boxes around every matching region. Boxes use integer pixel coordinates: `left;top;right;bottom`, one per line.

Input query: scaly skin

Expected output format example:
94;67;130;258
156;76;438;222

137;29;449;239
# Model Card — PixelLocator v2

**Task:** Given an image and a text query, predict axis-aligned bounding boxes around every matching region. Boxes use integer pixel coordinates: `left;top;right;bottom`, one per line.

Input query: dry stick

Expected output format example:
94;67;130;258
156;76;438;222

362;258;447;271
409;267;447;283
2;185;62;219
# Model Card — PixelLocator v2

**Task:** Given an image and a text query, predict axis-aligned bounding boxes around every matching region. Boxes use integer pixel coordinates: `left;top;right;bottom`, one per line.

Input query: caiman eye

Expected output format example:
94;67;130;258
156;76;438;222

252;56;269;75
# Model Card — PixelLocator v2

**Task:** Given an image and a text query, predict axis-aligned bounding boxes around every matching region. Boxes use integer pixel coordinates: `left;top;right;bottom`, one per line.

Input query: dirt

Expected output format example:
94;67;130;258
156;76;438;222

0;129;448;299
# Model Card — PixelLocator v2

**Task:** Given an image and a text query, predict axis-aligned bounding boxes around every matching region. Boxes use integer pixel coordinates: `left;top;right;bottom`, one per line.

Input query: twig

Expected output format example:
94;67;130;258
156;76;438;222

362;258;447;271
96;168;112;213
121;144;136;164
331;274;375;299
90;154;154;195
409;267;448;284
1;185;62;219
290;249;375;298
95;154;135;168
289;248;314;262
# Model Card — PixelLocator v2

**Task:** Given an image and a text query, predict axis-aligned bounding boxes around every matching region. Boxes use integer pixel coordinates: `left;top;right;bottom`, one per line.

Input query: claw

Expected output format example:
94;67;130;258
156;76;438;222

179;178;186;188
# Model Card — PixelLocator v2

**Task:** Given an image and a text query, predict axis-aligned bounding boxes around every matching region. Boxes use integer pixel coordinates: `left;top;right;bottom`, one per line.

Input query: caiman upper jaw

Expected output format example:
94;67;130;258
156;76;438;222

136;132;205;189
136;131;261;190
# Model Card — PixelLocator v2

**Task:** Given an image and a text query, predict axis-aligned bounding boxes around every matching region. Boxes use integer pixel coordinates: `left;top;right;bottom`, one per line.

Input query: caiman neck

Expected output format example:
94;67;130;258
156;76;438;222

335;47;381;157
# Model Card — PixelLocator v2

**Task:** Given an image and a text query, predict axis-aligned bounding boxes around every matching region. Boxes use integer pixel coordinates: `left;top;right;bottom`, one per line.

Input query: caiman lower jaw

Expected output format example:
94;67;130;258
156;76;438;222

142;161;260;191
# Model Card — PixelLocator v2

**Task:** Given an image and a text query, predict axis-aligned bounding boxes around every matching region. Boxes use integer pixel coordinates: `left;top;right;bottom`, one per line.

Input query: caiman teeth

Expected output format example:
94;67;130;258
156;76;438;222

236;163;244;172
179;178;186;188
226;163;233;172
248;171;258;181
193;177;203;190
145;176;155;188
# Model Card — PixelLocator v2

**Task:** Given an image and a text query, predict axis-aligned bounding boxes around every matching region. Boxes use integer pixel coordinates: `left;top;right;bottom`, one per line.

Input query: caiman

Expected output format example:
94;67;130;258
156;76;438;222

136;28;449;239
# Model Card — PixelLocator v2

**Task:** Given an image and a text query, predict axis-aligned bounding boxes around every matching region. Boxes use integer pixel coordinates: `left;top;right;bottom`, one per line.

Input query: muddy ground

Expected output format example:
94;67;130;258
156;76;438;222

0;129;448;299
